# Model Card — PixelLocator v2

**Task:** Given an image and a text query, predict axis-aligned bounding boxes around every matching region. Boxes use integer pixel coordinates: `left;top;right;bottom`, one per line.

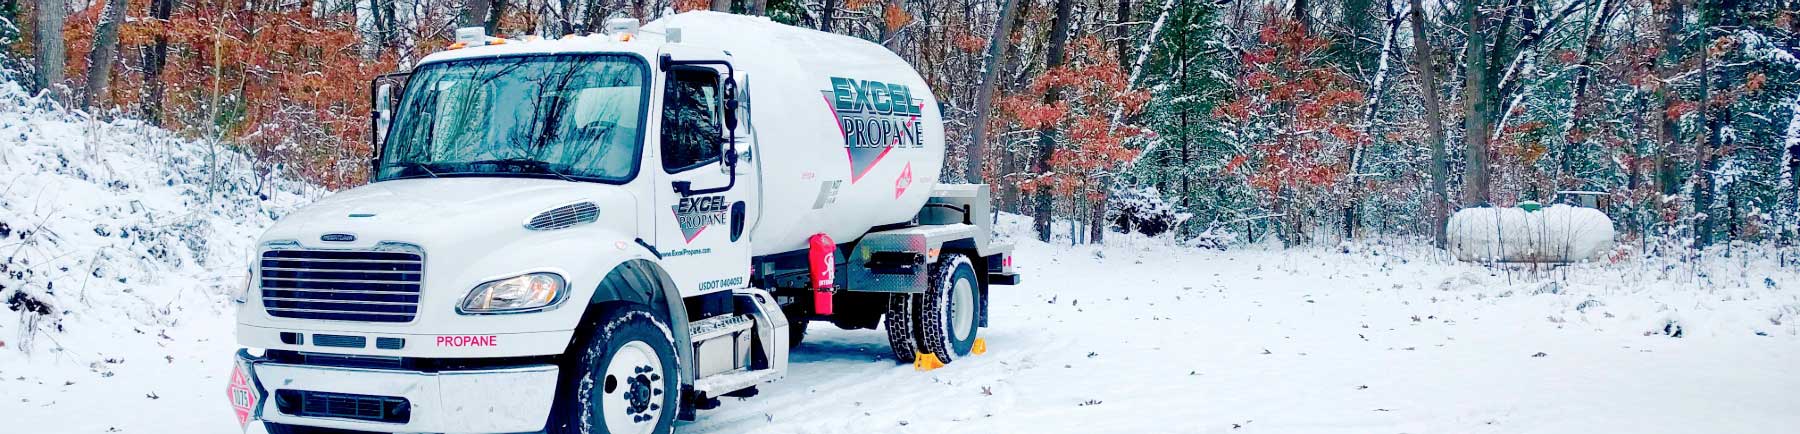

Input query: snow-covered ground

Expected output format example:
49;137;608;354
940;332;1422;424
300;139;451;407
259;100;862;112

0;81;316;432
4;80;1799;433
682;233;1800;434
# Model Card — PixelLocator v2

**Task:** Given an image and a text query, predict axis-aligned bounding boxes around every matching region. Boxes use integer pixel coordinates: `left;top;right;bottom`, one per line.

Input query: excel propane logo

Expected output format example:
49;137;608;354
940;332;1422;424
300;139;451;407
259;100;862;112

823;77;925;183
673;194;730;243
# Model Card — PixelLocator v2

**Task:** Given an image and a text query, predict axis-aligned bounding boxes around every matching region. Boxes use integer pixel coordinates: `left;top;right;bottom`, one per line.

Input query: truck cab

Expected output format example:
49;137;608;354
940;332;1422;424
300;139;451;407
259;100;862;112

230;12;1016;434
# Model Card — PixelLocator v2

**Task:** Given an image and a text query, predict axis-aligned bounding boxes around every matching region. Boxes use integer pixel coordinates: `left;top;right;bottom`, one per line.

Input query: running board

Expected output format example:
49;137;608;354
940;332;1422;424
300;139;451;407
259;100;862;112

692;368;784;400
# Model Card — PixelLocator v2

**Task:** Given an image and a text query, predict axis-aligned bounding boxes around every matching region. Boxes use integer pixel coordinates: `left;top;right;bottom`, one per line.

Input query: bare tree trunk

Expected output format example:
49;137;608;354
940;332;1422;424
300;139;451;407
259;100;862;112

1293;0;1311;31
1460;0;1491;206
464;0;493;29
1034;0;1075;242
878;0;908;48
1693;17;1723;249
1566;0;1621;186
581;0;611;32
1411;0;1450;248
749;0;766;16
1091;0;1134;244
819;0;837;32
711;0;729;12
965;0;1019;184
32;0;66;103
1090;194;1107;242
999;0;1034;214
81;0;127;111
489;0;508;32
1345;0;1404;240
1113;0;1132;60
143;0;177;125
1655;0;1684;197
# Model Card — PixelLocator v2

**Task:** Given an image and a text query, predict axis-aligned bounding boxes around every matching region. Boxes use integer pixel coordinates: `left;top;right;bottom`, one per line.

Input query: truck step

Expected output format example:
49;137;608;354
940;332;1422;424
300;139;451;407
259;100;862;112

692;367;783;402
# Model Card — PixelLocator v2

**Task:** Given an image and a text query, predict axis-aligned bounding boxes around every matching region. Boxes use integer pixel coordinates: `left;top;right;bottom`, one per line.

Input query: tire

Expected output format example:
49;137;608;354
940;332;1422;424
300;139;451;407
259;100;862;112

884;293;919;363
262;423;377;434
545;307;681;434
919;254;981;363
788;317;809;348
782;305;809;349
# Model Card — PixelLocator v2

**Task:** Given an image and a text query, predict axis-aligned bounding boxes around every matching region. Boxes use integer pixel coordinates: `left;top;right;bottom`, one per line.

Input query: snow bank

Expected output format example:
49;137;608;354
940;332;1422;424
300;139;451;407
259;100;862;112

1447;205;1615;262
0;79;323;431
0;79;316;359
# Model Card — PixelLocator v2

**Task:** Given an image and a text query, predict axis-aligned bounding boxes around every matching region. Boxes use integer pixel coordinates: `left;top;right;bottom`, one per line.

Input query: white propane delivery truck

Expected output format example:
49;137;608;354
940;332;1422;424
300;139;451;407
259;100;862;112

227;11;1019;434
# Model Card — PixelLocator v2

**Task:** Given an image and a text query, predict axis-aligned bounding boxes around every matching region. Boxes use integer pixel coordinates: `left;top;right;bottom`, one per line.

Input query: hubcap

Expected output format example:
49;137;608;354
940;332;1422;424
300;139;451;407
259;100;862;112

951;275;975;341
601;340;663;434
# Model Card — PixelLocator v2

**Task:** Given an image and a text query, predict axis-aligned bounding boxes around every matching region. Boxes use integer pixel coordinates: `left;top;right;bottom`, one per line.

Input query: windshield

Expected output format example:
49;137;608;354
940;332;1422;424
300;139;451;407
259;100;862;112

377;54;649;183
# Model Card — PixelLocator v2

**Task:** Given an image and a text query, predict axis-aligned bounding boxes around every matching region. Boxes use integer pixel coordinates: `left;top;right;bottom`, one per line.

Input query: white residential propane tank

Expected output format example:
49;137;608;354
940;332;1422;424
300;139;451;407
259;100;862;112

644;12;946;256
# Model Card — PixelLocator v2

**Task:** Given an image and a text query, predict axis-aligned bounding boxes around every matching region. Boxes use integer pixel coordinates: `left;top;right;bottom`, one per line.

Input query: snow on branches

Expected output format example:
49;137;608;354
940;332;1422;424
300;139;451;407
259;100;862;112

1002;37;1150;201
1215;12;1364;241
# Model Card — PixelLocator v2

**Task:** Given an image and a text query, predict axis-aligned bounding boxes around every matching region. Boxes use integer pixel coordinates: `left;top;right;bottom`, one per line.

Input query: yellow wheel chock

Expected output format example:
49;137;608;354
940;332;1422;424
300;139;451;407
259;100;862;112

913;352;945;371
915;339;988;371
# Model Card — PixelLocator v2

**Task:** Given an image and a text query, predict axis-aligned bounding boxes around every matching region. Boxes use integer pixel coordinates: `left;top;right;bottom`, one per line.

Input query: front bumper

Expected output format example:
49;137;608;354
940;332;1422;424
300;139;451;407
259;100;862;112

236;350;559;433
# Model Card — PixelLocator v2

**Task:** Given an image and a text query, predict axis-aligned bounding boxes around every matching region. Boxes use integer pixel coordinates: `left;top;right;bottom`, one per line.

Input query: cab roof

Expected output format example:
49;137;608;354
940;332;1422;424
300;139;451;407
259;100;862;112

415;31;675;67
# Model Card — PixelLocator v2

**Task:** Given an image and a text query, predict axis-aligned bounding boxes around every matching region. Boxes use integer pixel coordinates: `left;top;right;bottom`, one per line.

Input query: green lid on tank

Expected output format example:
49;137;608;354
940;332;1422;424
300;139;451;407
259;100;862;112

1518;200;1543;212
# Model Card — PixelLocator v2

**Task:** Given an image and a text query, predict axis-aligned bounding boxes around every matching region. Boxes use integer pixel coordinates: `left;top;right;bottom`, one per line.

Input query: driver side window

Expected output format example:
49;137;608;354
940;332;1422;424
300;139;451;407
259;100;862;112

660;68;722;172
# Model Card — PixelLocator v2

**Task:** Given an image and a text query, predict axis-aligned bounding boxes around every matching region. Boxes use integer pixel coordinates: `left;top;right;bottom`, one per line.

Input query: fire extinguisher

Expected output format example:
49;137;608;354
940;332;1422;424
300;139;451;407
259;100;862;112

808;233;835;315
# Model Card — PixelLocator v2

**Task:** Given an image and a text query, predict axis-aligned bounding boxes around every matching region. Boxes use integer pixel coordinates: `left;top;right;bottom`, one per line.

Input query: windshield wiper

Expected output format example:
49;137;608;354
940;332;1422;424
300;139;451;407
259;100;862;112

396;161;441;179
467;158;577;182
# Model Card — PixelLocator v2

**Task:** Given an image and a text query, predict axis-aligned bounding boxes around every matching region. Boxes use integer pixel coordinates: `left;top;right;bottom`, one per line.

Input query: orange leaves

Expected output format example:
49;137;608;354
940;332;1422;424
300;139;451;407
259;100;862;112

1001;36;1148;202
1495;121;1549;165
882;2;914;34
1665;99;1698;121
1218;13;1364;203
1555;49;1580;65
950;30;987;54
1000;95;1066;129
673;0;711;12
84;2;395;188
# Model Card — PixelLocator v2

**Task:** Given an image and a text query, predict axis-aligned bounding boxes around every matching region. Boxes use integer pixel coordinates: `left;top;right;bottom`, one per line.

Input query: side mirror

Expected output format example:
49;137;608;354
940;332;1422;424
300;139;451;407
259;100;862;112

373;82;393;144
368;82;394;180
368;72;410;182
721;79;740;168
722;79;739;133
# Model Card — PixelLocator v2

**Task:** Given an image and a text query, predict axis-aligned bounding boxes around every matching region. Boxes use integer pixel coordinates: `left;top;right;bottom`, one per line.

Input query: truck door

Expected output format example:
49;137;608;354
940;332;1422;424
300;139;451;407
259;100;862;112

654;64;755;299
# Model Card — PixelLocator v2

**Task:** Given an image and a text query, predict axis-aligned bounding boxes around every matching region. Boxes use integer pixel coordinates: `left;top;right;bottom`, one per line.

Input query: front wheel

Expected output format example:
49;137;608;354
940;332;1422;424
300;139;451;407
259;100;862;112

546;307;680;434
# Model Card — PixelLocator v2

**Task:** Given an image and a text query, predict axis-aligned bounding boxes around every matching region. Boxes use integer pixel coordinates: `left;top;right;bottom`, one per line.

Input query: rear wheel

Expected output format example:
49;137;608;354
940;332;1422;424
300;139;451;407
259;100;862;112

919;254;981;363
782;304;809;348
884;293;919;363
546;307;680;434
788;317;809;348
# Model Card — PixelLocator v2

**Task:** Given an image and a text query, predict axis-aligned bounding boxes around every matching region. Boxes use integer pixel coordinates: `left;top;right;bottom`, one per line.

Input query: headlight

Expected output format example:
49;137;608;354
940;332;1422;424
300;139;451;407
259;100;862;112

233;271;252;304
457;272;568;314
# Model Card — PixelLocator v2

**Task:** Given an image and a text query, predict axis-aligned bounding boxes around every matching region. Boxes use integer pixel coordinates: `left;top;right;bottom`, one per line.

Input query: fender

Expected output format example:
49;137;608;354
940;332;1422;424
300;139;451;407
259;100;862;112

587;258;694;384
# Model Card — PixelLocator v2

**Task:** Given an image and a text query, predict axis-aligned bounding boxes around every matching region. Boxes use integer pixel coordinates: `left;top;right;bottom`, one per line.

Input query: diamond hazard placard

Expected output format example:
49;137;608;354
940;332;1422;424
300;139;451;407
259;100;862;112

894;163;913;198
227;359;259;430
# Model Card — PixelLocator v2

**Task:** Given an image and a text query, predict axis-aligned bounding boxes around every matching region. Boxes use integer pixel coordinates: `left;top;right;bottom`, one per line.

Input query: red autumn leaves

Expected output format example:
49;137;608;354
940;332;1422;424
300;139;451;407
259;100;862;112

1000;37;1150;200
1217;15;1365;201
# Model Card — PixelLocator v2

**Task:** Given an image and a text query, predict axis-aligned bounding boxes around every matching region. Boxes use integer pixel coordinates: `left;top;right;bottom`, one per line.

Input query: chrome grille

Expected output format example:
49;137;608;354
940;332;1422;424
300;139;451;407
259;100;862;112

261;248;422;323
525;202;599;230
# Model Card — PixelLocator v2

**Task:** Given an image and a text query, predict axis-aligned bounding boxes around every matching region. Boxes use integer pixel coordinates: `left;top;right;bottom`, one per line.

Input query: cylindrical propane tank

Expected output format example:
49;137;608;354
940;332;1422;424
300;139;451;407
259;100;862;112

644;12;946;256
